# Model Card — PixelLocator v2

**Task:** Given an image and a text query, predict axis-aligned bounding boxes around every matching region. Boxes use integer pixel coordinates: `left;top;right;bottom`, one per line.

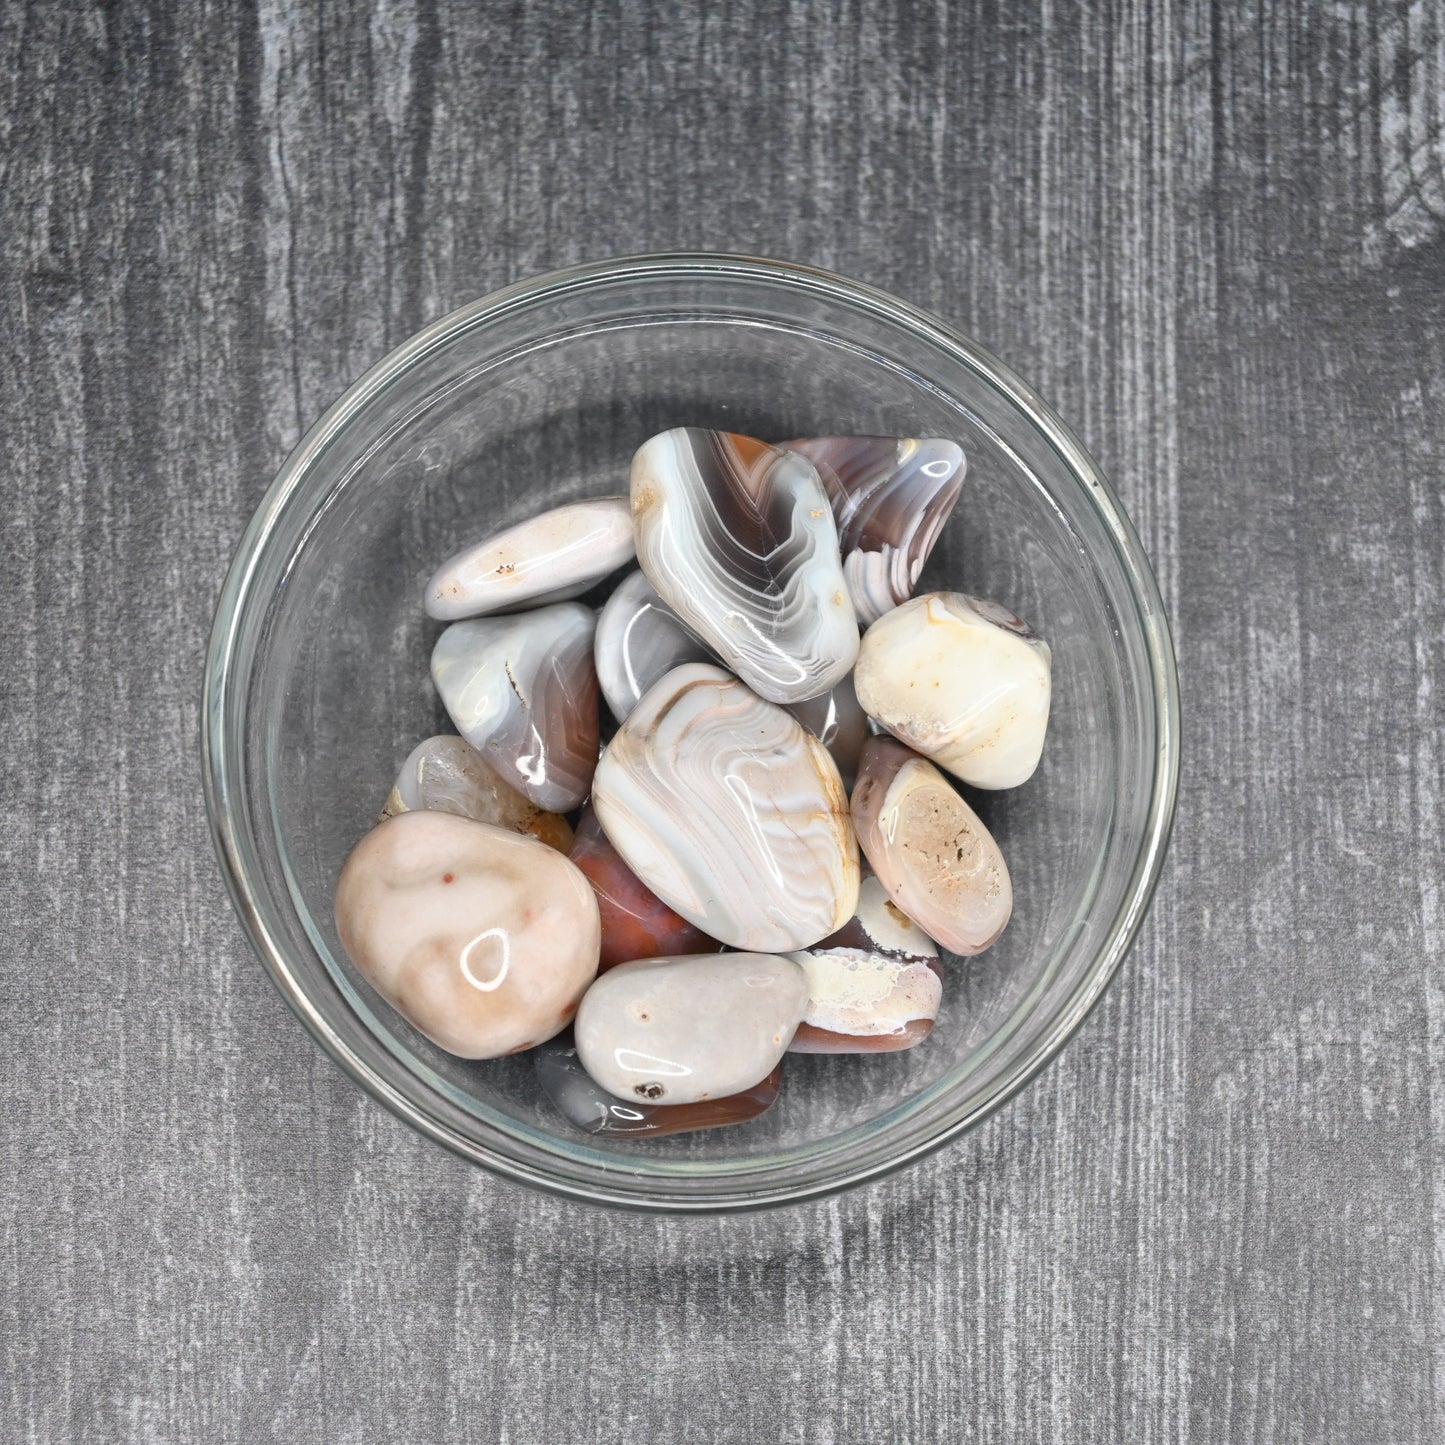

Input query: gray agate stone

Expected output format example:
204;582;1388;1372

630;428;858;704
593;569;712;723
781;436;965;625
430;602;600;813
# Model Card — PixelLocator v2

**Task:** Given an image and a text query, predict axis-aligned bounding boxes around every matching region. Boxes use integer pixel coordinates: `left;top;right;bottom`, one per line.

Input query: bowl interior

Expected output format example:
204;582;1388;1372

214;260;1171;1207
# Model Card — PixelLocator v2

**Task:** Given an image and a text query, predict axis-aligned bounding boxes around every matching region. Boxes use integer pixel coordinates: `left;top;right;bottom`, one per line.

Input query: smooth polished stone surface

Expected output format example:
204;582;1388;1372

424;497;635;620
574;953;808;1106
568;805;719;969
333;811;600;1059
854;591;1052;789
591;662;860;952
430;602;600;812
852;737;1012;956
789;875;943;1053
379;735;574;851
631;427;858;703
593;569;712;722
787;674;871;791
782;436;966;624
534;1037;782;1137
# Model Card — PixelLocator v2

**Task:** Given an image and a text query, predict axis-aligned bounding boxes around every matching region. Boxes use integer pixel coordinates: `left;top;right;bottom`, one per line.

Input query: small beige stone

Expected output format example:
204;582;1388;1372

851;737;1012;956
334;811;600;1059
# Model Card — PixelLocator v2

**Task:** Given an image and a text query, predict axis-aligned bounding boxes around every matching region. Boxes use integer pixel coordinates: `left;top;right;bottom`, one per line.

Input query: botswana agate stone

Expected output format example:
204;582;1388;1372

788;875;943;1054
535;1037;781;1137
574;953;808;1106
430;602;600;813
851;737;1012;956
855;591;1051;789
591;663;860;952
569;804;718;970
781;436;965;625
425;498;635;620
379;735;573;851
630;428;858;704
334;811;600;1059
787;673;870;792
593;569;711;723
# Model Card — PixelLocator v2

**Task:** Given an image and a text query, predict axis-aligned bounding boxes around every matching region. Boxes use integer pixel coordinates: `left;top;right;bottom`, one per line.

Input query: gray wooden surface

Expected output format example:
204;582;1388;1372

4;1;1443;1440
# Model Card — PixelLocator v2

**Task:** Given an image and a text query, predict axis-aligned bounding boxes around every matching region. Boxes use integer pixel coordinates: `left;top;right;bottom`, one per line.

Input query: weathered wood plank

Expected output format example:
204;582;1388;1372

2;1;1442;1440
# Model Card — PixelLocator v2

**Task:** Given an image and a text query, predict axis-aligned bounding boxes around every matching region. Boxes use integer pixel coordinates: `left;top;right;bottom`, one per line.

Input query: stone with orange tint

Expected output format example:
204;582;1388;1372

333;810;600;1059
851;736;1012;956
535;1037;782;1137
569;805;719;970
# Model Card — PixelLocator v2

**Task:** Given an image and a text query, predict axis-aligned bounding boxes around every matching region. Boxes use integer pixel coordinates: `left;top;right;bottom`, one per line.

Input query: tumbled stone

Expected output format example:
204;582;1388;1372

535;1037;782;1137
379;734;573;851
425;497;635;620
788;875;943;1053
334;811;600;1059
631;428;858;703
569;805;719;969
430;602;600;812
575;952;808;1106
591;662;859;952
781;435;965;624
854;590;1052;789
851;736;1012;956
787;673;870;792
593;569;711;723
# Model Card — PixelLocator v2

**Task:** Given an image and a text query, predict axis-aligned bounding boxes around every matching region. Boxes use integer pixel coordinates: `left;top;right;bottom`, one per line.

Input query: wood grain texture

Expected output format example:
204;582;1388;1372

3;1;1443;1440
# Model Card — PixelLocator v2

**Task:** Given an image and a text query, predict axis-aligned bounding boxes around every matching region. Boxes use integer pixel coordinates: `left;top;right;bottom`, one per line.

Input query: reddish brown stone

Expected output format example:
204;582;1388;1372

569;805;720;969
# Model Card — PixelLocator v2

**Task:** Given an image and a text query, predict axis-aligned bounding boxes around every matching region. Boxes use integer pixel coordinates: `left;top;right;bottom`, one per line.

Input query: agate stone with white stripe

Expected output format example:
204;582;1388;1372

630;428;858;704
591;662;859;952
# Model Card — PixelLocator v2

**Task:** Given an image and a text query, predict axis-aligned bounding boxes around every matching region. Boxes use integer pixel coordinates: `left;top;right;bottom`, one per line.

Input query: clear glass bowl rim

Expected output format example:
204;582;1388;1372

201;252;1181;1212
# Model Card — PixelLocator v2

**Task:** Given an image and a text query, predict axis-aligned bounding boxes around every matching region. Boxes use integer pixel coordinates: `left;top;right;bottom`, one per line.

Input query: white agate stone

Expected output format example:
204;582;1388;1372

854;591;1052;789
424;497;634;620
334;811;600;1059
430;602;600;813
574;952;808;1106
593;569;711;723
630;428;858;704
851;737;1012;956
590;662;860;952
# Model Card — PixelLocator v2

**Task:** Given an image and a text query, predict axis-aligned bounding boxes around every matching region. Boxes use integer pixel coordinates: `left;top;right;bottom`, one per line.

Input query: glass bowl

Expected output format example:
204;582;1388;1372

202;254;1179;1212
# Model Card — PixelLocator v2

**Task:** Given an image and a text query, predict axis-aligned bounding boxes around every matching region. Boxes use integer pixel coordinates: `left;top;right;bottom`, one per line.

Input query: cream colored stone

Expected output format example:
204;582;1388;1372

334;811;599;1059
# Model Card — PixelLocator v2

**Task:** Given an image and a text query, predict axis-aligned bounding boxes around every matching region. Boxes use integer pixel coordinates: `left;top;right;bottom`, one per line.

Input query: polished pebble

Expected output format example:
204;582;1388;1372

851;736;1012;955
333;811;600;1059
593;569;711;723
379;734;573;851
424;497;634;620
430;601;600;812
787;673;871;792
854;590;1052;789
591;662;860;952
535;1036;781;1137
781;435;965;624
569;804;719;969
575;952;808;1106
788;875;942;1053
631;428;858;703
